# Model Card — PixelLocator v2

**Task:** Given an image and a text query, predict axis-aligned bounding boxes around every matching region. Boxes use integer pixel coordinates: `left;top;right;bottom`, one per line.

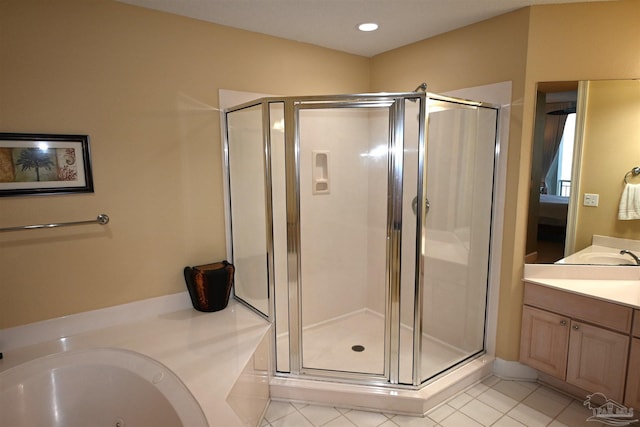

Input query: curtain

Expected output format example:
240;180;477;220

541;102;572;193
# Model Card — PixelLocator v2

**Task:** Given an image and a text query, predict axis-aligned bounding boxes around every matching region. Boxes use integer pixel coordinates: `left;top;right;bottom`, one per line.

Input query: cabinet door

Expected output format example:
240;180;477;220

566;321;629;402
520;306;569;378
625;338;640;409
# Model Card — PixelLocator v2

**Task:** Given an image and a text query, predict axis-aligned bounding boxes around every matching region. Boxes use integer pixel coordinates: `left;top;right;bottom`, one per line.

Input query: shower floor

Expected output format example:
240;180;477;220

276;309;468;382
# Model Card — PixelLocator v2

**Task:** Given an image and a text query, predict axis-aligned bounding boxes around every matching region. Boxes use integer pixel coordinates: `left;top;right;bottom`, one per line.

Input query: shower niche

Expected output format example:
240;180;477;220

224;91;499;389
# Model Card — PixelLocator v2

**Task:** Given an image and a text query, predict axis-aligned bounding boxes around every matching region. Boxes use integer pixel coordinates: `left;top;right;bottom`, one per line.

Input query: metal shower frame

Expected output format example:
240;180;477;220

223;90;499;389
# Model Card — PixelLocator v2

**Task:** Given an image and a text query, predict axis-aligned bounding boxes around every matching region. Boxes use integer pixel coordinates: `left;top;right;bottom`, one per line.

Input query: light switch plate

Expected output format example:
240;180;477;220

583;193;599;207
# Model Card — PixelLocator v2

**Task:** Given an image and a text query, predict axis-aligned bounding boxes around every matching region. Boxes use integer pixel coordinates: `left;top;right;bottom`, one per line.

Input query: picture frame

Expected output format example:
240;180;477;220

0;133;94;196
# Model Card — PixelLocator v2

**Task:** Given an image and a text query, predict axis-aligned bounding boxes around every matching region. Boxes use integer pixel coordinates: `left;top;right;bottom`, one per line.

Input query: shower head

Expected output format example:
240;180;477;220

413;83;427;93
408;83;427;104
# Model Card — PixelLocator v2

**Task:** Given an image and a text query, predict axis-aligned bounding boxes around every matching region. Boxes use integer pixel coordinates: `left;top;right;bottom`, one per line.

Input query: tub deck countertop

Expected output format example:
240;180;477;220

0;300;272;427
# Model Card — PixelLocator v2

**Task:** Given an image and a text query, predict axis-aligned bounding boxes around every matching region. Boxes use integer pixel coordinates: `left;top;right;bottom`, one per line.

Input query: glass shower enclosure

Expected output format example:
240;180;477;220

224;91;498;387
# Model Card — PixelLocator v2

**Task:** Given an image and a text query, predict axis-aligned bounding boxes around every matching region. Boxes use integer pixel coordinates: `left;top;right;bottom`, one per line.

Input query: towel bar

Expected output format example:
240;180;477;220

0;214;109;232
624;167;640;184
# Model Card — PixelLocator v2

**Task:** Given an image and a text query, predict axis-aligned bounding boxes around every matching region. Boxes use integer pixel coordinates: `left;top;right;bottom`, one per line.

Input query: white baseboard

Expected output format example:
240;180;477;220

492;358;538;381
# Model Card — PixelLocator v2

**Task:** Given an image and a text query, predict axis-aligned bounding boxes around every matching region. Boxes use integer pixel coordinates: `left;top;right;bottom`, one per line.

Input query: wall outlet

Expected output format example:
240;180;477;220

583;193;599;207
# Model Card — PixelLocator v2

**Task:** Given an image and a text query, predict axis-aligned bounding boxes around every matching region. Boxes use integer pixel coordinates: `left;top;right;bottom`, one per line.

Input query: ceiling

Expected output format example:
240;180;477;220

117;0;607;57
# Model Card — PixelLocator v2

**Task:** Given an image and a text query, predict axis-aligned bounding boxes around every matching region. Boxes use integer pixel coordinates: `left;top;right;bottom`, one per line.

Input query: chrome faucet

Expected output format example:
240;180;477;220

619;249;640;265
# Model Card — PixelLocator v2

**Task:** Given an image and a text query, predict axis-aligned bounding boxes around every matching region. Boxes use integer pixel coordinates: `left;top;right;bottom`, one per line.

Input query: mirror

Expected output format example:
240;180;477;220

526;79;640;265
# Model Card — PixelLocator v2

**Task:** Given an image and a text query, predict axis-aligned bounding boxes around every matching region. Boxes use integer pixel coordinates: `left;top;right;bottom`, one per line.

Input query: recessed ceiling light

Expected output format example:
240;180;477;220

358;22;379;32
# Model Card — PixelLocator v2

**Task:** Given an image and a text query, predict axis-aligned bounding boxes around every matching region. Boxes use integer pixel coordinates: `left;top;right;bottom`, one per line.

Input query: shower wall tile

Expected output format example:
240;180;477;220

298;109;374;325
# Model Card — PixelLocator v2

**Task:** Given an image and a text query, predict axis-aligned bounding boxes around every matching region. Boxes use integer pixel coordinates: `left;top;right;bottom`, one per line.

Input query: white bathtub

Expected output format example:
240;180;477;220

0;348;208;427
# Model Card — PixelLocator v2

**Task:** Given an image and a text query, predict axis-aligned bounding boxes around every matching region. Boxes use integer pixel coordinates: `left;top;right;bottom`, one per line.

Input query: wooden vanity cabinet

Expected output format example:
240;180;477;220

520;283;633;402
625;310;640;409
520;306;569;378
565;320;629;401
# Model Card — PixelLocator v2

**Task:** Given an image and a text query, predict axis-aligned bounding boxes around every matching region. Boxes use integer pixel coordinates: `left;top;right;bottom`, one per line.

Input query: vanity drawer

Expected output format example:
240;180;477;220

634;310;640;338
523;282;633;333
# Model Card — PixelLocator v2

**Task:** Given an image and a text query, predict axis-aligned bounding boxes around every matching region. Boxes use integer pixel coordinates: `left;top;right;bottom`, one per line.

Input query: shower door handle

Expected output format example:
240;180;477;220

411;196;430;216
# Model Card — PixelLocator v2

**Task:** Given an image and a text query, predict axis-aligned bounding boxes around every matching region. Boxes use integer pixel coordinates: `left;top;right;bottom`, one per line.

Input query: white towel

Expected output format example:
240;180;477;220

618;183;640;220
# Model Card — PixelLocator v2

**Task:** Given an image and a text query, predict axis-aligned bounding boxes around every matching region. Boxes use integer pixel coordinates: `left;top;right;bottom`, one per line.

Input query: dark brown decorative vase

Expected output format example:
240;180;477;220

183;261;235;312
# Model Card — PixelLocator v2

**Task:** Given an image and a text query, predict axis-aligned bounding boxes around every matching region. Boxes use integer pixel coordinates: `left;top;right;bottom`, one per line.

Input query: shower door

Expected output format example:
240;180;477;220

296;104;388;378
290;95;425;382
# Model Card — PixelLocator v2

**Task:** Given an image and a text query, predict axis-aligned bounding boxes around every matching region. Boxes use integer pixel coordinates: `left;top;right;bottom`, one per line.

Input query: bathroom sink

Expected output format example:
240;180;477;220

577;252;636;265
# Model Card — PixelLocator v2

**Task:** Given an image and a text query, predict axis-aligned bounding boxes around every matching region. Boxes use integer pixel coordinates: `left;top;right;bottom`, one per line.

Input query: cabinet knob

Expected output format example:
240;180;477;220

560;320;567;326
572;324;580;330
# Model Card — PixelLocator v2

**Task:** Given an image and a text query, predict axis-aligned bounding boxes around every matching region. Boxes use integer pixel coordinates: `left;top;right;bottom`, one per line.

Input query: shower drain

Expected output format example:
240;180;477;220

351;345;365;352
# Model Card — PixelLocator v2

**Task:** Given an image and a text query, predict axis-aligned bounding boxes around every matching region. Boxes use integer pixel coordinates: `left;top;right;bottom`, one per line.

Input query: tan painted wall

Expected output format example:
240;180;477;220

574;80;640;250
369;8;530;95
371;10;532;362
2;0;639;367
0;0;369;328
510;0;640;360
371;11;532;362
371;0;640;361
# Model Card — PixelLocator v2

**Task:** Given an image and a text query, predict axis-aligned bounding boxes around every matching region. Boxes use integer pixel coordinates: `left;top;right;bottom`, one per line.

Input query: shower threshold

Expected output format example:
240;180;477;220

270;353;493;416
272;310;494;415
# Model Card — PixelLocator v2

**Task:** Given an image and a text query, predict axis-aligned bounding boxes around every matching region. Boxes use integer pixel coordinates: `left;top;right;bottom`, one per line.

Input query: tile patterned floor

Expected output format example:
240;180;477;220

261;376;616;427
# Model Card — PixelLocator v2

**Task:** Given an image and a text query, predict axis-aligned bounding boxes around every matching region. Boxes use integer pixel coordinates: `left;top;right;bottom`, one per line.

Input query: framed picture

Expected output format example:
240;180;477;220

0;133;94;196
